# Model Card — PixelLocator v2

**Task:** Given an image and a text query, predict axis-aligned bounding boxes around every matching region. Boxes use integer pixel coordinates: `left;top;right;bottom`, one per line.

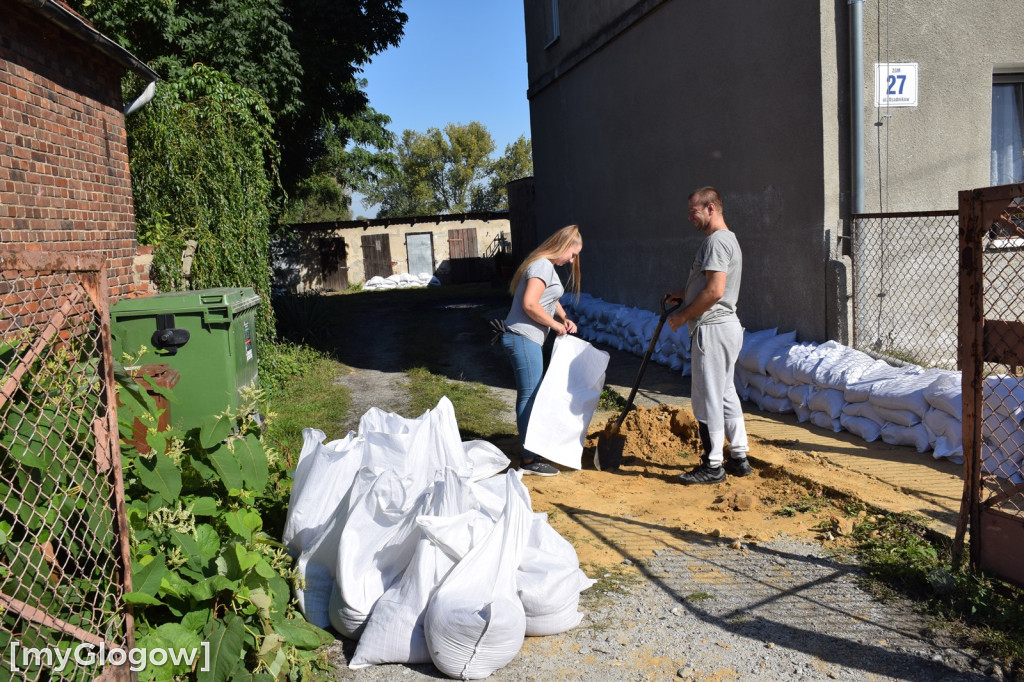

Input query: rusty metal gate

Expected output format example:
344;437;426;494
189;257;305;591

957;183;1024;587
0;251;133;680
360;234;393;280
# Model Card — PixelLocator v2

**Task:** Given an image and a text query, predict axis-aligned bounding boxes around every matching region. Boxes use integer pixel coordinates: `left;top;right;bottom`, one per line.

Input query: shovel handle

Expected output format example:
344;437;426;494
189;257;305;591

614;295;683;429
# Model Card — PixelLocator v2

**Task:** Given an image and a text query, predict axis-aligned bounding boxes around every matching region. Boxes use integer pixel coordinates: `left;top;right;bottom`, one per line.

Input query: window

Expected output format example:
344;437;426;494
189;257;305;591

544;0;560;48
991;74;1024;185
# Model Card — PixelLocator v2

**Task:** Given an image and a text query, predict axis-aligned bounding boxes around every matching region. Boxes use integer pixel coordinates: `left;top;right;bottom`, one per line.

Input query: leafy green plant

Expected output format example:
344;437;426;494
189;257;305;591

115;364;332;680
597;386;627;412
853;513;1024;674
129;64;280;350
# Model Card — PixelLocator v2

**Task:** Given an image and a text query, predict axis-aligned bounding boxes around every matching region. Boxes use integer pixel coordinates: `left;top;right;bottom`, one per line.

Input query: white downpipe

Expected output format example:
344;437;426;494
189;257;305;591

123;80;156;116
850;0;865;213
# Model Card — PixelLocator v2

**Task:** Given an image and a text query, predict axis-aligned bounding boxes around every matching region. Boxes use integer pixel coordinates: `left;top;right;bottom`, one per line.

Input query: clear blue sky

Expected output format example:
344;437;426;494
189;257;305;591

351;0;531;218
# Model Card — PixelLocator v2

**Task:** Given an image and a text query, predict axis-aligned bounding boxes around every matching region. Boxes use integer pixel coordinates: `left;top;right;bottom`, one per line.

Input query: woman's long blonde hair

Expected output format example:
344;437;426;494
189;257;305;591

509;224;582;297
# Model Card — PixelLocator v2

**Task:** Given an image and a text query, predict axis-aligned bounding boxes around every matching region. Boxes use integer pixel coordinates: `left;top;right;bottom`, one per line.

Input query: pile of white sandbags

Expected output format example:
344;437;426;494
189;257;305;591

363;272;440;290
563;293;691;375
733;328;1024;484
282;397;594;679
561;292;1023;482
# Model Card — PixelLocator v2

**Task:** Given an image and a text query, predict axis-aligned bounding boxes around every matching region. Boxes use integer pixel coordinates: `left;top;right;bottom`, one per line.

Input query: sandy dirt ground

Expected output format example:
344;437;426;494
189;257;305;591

525;404;877;575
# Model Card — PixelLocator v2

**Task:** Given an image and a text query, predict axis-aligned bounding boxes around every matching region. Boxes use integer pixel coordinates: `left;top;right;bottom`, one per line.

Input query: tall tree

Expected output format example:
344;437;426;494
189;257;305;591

68;0;407;197
366;122;534;218
471;135;533;211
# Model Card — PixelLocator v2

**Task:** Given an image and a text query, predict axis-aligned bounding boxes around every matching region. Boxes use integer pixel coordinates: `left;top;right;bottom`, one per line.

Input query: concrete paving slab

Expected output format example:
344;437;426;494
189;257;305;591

598;343;966;539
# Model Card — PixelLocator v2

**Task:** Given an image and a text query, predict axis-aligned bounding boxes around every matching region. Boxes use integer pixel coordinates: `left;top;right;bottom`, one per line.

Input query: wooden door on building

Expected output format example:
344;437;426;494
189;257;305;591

447;228;478;259
361;234;393;280
318;237;349;291
447;227;490;283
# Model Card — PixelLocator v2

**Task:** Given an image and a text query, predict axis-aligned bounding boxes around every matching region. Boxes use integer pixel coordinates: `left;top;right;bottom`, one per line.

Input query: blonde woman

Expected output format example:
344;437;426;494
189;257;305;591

501;225;582;476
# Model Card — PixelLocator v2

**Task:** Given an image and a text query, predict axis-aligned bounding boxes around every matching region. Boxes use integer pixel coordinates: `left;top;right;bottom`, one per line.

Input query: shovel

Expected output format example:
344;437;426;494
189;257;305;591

595;295;682;471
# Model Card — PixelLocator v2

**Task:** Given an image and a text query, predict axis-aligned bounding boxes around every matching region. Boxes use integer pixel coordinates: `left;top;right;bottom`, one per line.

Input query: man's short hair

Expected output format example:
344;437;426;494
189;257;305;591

689;186;722;211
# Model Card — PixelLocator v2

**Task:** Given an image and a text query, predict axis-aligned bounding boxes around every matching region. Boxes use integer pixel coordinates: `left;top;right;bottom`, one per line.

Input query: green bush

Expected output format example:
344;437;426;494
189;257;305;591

115;363;331;680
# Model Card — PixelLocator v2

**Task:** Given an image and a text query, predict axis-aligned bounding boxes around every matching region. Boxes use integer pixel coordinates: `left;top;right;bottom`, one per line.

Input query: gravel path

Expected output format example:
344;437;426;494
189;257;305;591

323;538;993;681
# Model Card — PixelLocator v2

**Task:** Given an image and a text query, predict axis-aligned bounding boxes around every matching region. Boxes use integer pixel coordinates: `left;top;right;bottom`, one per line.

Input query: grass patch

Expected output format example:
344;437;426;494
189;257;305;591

685;591;715;602
852;513;1024;675
264;354;351;466
406;366;515;441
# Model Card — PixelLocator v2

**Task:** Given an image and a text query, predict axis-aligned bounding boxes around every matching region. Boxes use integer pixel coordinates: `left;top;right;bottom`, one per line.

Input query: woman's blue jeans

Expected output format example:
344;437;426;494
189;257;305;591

501;331;544;461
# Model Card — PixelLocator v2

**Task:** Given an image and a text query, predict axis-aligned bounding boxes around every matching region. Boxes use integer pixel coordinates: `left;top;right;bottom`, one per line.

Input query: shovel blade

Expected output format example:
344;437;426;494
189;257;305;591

595;434;626;472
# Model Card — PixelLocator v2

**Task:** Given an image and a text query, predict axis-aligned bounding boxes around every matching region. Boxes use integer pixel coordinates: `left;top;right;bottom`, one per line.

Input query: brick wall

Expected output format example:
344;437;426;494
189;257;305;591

0;0;151;300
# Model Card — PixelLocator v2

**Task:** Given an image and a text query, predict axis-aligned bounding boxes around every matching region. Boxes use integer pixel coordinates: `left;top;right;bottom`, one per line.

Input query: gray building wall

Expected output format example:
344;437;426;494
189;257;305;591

523;0;1024;343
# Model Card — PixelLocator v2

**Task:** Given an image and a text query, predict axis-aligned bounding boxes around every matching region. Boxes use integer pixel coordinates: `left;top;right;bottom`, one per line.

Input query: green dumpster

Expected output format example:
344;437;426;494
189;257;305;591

109;287;261;432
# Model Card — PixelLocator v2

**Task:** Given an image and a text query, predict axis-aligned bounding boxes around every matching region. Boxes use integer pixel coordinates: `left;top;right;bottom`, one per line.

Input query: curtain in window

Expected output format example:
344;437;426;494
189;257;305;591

991;82;1024;185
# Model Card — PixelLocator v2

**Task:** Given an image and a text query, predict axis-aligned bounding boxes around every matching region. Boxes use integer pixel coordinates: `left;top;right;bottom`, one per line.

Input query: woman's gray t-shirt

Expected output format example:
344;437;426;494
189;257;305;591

505;258;564;345
683;229;742;336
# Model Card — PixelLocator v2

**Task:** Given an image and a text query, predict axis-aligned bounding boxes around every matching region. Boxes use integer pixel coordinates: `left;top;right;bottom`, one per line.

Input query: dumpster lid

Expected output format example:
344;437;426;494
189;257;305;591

111;287;261;316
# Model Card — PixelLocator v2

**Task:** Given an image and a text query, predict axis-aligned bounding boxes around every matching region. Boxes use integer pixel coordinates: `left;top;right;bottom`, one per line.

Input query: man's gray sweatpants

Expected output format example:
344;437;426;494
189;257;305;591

690;317;748;466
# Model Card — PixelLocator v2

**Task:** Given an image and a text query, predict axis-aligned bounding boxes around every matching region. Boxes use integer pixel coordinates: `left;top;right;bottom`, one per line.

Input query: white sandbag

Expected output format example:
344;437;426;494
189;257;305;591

517;513;595;636
330;468;425;639
738;328;782;374
766;342;818;385
873;405;922;427
932;437;963;463
425;472;531;680
791;341;846;386
524;335;609;469
983;375;1024;423
839;414;882;442
787;384;815;409
983;441;1024;484
750;331;798;375
757;394;794;414
734;373;751;401
462;440;512;482
923;371;963;420
806;388;846;420
879;422;931;453
809;410;843;433
743;370;774;395
984;411;1024;454
763;377;792;399
350;469;473;669
843;361;917;403
283;428;362;556
921;405;958;444
867;368;940;418
841;401;885;426
811;346;877;390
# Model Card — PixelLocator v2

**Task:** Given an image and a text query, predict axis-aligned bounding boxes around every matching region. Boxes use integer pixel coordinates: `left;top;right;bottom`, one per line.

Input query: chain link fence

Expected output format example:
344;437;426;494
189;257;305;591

957;184;1024;588
851;210;960;369
0;251;132;680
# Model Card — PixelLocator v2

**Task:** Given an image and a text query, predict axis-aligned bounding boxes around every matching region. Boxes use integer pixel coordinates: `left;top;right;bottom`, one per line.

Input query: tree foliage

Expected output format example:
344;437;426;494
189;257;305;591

365;123;533;218
69;0;407;197
128;65;279;344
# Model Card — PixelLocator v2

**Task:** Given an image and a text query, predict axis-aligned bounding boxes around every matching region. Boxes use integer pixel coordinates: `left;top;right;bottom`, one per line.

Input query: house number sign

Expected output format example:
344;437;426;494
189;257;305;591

875;62;918;107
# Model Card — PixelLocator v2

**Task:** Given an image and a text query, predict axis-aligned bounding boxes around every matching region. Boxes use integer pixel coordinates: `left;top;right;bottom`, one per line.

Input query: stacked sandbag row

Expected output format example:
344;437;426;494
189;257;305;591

733;330;1024;484
282;397;594;679
563;293;692;375
363;272;440;290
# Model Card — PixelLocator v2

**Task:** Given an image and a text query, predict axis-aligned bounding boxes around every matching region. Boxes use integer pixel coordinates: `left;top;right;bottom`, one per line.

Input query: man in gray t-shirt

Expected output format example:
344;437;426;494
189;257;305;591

666;187;751;485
